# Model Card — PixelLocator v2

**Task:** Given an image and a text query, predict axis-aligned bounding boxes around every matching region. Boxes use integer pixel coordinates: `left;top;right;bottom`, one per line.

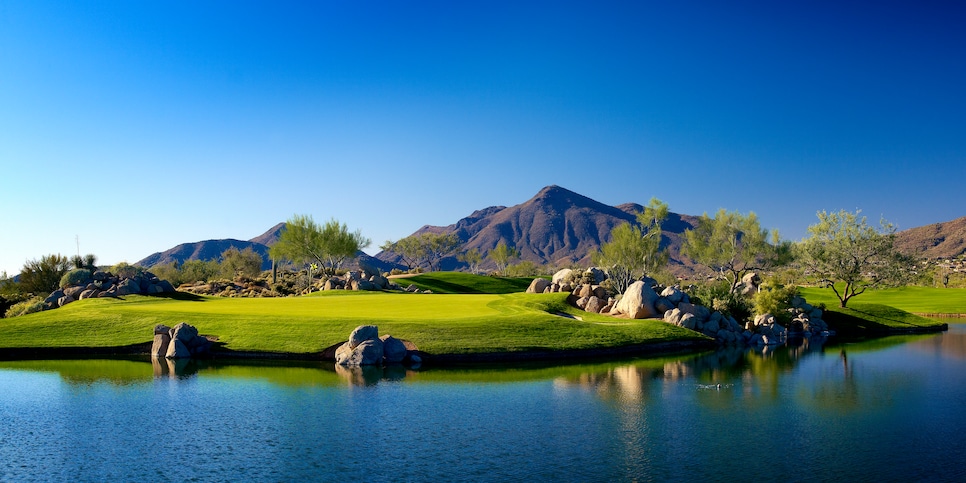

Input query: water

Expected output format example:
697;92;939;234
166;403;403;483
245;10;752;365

2;324;965;482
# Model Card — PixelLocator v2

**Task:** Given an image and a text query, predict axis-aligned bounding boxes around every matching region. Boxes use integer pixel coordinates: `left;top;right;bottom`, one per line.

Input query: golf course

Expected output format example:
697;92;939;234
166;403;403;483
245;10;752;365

1;273;958;360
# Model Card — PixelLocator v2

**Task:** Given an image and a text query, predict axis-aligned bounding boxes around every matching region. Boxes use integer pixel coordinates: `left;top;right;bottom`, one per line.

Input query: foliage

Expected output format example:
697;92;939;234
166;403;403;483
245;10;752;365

18;254;71;295
753;280;799;326
593;198;670;294
682;208;791;294
60;268;93;288
270;215;370;276
180;260;220;284
488;241;520;276
688;280;752;323
458;248;483;273
4;296;45;318
380;237;422;271
506;260;542;277
219;247;263;280
797;209;909;308
111;262;142;279
420;232;461;271
593;223;645;294
70;253;98;271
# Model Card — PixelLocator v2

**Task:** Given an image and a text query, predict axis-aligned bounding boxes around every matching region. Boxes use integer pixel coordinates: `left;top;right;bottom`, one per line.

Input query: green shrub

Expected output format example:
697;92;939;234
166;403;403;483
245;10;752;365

688;280;753;323
112;262;142;279
5;296;46;317
60;268;93;288
753;281;799;326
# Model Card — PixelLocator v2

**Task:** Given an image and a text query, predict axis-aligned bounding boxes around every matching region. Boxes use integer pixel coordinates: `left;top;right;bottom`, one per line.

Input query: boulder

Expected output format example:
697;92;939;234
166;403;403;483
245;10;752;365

57;295;75;307
115;279;141;296
655;297;675;314
575;296;589;309
739;272;761;296
613;281;660;319
155;324;172;335
165;339;191;359
585;296;606;314
578;284;594;298
336;338;385;366
151;333;171;358
147;284;166;294
349;325;379;349
526;278;552;294
172;322;199;343
157;280;176;293
65;286;86;299
660;286;686;305
585;267;607;284
79;289;100;300
677;302;711;322
370;275;390;290
552;269;573;285
381;335;408;363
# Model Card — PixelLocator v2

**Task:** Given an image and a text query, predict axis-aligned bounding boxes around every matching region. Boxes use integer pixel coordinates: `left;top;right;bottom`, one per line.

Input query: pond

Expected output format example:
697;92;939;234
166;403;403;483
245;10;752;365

1;323;965;482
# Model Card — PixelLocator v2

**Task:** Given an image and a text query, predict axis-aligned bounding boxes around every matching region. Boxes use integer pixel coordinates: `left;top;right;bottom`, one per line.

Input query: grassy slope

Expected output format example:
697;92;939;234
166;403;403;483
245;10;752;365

799;287;952;335
388;272;534;294
799;286;966;314
0;291;705;355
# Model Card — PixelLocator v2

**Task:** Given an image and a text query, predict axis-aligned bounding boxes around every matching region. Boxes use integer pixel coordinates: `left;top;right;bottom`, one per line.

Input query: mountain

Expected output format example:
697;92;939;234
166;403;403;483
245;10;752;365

136;223;393;272
895;215;966;259
375;185;701;273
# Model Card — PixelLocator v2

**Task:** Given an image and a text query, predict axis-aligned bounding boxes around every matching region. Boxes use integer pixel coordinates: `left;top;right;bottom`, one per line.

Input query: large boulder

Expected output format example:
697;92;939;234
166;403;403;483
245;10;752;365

349;325;379;349
151;333;171;358
585;296;606;314
336;338;385;366
165;339;191;359
660;286;688;305
381;335;408;363
115;278;141;296
172;322;199;343
526;278;552;294
585;267;607;284
552;269;573;285
612;281;660;319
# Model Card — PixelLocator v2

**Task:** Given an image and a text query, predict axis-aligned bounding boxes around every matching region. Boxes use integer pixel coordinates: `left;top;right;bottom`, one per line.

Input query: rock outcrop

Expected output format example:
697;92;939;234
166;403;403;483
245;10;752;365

334;325;419;366
151;323;212;358
45;270;175;311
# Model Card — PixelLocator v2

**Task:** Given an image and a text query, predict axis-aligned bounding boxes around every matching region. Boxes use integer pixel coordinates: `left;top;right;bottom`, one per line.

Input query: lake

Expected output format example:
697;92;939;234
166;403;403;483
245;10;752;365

1;323;964;482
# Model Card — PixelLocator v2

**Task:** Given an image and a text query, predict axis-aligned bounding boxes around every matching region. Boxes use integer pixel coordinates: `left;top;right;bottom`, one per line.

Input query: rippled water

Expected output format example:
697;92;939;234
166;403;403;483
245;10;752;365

2;324;965;482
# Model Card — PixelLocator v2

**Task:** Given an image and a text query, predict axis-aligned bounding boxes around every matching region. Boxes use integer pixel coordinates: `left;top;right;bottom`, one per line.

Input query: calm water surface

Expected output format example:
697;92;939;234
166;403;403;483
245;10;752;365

2;323;965;482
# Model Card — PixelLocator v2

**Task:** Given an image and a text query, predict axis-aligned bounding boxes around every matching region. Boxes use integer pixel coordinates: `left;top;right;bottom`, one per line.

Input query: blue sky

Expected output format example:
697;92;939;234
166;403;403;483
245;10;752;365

2;0;964;275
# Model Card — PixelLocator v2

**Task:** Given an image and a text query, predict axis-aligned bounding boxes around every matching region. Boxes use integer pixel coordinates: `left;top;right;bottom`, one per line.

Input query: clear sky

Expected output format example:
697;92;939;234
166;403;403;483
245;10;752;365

2;0;964;276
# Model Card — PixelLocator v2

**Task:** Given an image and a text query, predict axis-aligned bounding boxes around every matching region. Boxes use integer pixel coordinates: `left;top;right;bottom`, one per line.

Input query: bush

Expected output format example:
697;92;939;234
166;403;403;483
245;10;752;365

60;268;93;288
688;280;753;323
112;262;142;279
5;296;46;317
19;254;71;295
753;281;799;326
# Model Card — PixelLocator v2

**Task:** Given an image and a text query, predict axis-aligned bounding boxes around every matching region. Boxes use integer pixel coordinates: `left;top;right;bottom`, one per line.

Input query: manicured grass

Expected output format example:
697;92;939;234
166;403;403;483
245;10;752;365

799;286;966;315
0;291;705;355
796;287;948;335
388;272;534;294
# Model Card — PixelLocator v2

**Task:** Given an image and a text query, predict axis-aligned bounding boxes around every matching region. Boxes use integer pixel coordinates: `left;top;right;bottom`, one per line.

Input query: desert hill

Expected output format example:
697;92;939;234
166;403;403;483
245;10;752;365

895;215;966;259
376;185;701;273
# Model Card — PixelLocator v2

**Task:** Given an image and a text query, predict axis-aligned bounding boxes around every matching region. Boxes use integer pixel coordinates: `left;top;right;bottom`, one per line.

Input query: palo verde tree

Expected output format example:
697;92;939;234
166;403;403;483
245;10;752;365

381;232;460;272
219;247;264;280
592;198;670;293
682;208;791;294
797;209;909;308
269;215;370;278
458;248;483;273
488;241;520;276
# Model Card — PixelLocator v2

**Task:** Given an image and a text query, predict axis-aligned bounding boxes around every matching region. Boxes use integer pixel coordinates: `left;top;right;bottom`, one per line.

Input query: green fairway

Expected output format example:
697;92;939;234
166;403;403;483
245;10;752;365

799;286;966;315
0;291;706;356
388;272;535;294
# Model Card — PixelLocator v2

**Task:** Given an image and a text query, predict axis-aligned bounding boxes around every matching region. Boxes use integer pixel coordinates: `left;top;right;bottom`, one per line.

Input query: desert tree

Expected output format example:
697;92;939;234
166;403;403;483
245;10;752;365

270;214;370;279
18;254;71;295
682;208;791;294
458;248;483;273
797;209;909;308
220;247;264;280
592;222;646;294
488;241;520;276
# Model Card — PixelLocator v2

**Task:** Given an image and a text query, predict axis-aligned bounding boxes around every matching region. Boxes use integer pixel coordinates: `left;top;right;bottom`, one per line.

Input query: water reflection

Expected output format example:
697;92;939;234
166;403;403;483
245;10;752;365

333;364;414;386
151;357;200;378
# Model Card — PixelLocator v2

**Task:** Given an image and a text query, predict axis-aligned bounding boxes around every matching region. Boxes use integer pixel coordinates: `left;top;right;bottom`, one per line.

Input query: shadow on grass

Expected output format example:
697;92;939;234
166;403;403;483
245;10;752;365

825;305;946;336
144;292;207;302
